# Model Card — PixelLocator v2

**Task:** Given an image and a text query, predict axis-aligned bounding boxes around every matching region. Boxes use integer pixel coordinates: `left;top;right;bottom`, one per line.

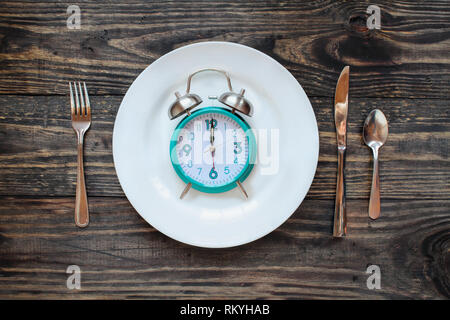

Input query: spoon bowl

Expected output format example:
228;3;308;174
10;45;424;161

363;109;388;220
363;109;388;149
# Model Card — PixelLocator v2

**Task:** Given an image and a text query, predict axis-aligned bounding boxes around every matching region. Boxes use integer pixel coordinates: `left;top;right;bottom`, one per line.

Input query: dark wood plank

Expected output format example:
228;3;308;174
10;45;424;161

0;196;448;299
0;95;448;199
0;1;449;98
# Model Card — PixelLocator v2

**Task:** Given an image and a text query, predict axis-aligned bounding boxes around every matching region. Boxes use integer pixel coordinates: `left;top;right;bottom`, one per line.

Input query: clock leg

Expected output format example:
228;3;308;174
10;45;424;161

236;181;248;200
179;182;192;199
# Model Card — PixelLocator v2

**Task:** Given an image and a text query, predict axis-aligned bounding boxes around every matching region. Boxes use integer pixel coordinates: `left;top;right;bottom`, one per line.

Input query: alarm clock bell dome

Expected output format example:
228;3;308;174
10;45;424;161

168;91;203;120
219;89;253;117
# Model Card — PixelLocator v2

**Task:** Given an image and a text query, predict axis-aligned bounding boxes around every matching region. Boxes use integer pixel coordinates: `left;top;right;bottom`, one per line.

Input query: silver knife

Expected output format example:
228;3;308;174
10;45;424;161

333;66;349;237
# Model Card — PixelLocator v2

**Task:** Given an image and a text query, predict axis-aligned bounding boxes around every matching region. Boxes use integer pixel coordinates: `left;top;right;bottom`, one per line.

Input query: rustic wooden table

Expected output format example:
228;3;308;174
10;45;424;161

0;1;448;299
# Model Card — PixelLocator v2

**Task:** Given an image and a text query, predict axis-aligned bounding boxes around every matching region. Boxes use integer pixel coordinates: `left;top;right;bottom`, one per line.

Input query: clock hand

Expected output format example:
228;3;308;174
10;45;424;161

210;118;215;169
210;118;215;145
204;144;222;153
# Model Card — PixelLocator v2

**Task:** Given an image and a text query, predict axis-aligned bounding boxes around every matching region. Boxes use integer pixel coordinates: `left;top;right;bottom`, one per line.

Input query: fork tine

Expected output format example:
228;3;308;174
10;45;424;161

83;82;91;117
69;82;75;117
78;82;85;116
74;81;80;116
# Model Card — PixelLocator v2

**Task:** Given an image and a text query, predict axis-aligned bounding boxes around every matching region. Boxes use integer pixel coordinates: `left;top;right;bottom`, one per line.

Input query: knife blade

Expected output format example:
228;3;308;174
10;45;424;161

333;66;349;237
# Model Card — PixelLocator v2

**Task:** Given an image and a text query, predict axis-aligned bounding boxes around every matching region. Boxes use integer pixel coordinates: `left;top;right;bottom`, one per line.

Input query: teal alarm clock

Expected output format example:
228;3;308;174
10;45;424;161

168;69;256;199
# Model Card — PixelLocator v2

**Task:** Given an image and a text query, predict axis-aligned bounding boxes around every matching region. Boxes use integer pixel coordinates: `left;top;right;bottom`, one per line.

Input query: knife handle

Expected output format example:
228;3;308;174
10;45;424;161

333;147;347;237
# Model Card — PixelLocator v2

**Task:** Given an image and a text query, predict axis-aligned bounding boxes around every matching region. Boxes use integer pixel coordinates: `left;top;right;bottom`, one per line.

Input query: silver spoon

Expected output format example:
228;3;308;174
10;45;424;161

363;109;389;220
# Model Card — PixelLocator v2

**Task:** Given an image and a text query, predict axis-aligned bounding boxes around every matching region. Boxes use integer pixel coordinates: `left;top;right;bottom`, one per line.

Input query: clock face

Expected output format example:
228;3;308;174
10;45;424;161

170;107;255;193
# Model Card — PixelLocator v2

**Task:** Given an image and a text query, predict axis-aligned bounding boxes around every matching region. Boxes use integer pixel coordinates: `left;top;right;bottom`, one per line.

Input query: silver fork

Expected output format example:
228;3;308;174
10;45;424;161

69;81;91;228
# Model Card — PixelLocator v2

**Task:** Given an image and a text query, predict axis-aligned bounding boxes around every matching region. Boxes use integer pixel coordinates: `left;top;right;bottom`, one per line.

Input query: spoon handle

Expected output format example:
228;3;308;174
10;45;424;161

369;147;381;219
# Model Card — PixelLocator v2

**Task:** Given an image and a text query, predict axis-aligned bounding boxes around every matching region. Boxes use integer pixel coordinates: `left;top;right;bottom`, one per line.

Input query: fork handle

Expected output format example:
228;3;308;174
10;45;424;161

75;133;89;227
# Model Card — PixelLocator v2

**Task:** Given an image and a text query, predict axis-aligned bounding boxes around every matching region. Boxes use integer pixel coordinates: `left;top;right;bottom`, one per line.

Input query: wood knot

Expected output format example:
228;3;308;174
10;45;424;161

422;229;450;298
348;14;369;35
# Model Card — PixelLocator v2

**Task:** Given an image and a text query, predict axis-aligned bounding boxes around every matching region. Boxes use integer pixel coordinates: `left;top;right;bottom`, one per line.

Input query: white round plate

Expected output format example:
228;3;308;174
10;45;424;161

113;41;319;248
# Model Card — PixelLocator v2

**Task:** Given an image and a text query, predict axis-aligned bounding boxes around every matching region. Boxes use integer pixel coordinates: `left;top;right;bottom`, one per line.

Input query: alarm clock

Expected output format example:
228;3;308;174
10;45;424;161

168;69;256;199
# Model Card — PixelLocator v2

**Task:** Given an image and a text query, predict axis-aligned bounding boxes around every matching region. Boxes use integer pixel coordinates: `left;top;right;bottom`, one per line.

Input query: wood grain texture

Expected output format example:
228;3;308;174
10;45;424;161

0;95;448;199
0;0;449;300
0;196;448;299
0;1;449;98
